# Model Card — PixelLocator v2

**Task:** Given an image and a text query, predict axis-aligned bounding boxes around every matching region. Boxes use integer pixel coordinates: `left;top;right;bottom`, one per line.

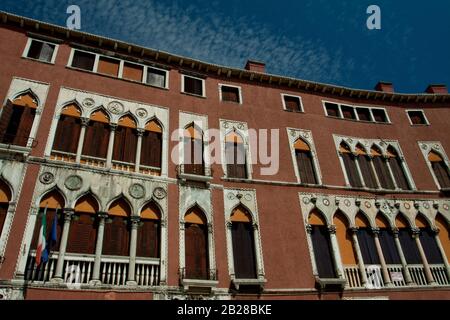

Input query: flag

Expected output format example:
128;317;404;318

35;205;48;266
44;207;59;260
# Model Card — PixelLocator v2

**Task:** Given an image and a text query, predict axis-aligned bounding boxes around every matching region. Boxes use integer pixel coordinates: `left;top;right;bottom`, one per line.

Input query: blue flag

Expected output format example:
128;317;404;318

42;208;58;263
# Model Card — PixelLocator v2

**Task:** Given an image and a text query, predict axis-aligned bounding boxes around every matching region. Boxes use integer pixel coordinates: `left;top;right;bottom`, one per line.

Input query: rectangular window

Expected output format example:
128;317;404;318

71;50;96;71
97;56;120;77
183;75;204;96
356;108;372;121
122;62;143;82
407;110;428;125
221;85;241;103
283;95;302;112
341;105;356;120
325;102;340;117
25;39;56;63
147;67;167;88
372;109;389;123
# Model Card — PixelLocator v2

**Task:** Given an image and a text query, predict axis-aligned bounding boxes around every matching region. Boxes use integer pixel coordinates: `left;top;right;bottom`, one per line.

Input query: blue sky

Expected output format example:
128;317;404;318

1;0;449;93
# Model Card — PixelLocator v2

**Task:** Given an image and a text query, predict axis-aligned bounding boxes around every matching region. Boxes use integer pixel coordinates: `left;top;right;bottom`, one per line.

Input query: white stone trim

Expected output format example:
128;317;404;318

219;119;253;179
406;109;430;126
281;93;304;112
286;128;322;184
218;83;242;104
418;141;450;190
223;188;265;281
22;37;59;64
322;100;391;124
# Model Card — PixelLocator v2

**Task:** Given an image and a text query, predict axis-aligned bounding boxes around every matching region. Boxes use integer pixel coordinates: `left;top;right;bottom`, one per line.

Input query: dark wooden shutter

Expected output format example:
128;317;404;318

113;126;137;163
185;223;208;279
140;131;162;168
83;121;109;158
389;158;410;190
232;222;257;279
373;156;395;189
378;229;401;264
14;106;36;146
432;161;450;188
311;225;336;278
0;101;14;143
66;214;97;254
341;153;363;187
184;77;203;96
419;228;444;264
53;115;81;154
225;142;236;178
357;228;380;264
136;220;160;258
296;150;317;184
184;138;204;175
102;216;130;256
358;156;378;188
31;208;63;251
0;203;8;235
398;228;422;264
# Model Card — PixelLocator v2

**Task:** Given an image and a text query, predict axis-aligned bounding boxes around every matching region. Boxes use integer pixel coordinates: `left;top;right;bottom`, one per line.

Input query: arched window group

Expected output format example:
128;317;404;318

294;138;317;184
0;92;38;147
428;151;450;189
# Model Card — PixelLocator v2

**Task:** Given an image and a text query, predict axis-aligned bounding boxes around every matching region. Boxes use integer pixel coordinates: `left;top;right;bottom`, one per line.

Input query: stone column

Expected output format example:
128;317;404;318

52;208;74;282
412;228;436;285
350;227;368;286
432;228;450;281
90;212;108;285
384;155;399;190
127;216;140;285
253;223;264;279
368;155;381;188
372;227;392;287
226;221;236;278
392;228;413;285
353;153;366;188
76;117;89;163
328;225;344;279
134;129;145;173
106;124;117;168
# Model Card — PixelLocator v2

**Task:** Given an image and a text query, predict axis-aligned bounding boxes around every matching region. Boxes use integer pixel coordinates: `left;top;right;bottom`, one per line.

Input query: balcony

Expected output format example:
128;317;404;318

344;264;449;289
0;131;35;158
179;267;218;293
176;164;213;186
24;251;160;287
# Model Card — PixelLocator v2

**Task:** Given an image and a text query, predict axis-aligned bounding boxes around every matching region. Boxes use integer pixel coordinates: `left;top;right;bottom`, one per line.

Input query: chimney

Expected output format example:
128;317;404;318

375;81;394;93
245;60;265;73
425;84;448;94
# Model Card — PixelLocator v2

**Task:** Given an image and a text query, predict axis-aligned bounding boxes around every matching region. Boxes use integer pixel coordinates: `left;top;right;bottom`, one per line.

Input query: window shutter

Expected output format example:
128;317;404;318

297;150;317;184
66;214;97;254
140;131;162;168
373;156;395;189
432;161;450;188
341;153;363;187
398;229;422;264
136;220;160;258
113;126;137;163
103;216;130;256
378;229;401;264
14;106;35;146
0;101;14;143
419;228;444;264
310;225;336;278
0;203;8;235
83;121;109;158
356;228;380;264
232;222;257;279
185;223;208;279
358;156;378;188
388;158;410;190
53;115;81;154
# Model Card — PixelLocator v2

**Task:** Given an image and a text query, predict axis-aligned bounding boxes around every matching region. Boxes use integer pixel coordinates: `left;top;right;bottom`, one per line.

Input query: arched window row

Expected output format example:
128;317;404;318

50;102;164;176
337;138;414;191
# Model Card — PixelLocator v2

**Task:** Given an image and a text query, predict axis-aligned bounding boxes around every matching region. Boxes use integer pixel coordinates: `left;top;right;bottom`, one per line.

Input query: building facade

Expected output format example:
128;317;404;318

0;11;449;300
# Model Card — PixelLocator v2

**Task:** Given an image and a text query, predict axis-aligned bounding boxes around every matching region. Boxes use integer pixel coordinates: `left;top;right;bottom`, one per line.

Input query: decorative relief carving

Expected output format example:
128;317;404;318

153;187;167;200
64;175;83;190
222;121;229;129
129;183;145;199
227;193;235;200
404;203;411;209
39;172;54;184
323;198;330;206
344;199;351;207
136;108;148;118
82;98;95;108
302;197;310;204
302;132;310;139
365;201;372;208
107;101;124;114
244;194;252;201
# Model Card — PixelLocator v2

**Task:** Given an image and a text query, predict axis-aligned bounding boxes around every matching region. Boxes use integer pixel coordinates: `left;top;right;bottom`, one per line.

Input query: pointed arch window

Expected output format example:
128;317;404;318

231;206;257;279
355;144;377;189
183;124;204;175
82;109;110;159
103;198;131;256
333;211;357;265
66;194;99;255
225;131;247;179
52;104;82;155
376;214;400;264
137;202;161;258
0;92;38;147
140;119;163;169
371;145;395;189
339;142;362;187
387;146;410;190
416;215;443;264
0;180;12;238
436;214;450;263
355;212;380;264
396;215;421;264
184;206;209;279
294;138;317;184
428;151;450;189
113;115;138;164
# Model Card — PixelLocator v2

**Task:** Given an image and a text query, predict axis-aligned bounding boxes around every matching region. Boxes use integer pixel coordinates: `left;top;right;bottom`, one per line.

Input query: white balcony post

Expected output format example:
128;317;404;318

392;228;413;285
135;129;144;173
75;118;89;163
412;228;436;285
328;225;344;279
106;124;117;168
372;227;392;287
432;229;450;280
127;216;140;285
350;227;368;286
52;208;74;281
90;212;108;285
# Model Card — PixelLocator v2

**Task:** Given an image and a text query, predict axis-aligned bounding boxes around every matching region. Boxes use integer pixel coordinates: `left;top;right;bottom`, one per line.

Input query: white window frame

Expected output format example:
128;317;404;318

22;38;59;64
67;48;98;72
322;100;391;124
322;100;342;118
406;109;430;126
370;107;391;124
354;106;374;122
219;83;242;104
181;74;206;97
340;104;357;120
145;66;169;89
281;93;304;112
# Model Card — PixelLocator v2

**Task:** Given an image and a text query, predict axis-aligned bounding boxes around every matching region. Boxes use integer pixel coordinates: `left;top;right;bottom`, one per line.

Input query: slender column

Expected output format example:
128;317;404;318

76;117;89;163
135;129;145;173
328;225;344;279
207;222;217;280
350;227;368;286
392;228;413;285
106;124;117;168
52;208;74;281
338;152;351;187
384;155;399;190
399;155;415;189
127;216;140;285
372;227;392;287
412;228;436;285
368;155;381;188
226;221;236;277
353;153;366;188
253;223;264;279
90;212;108;285
432;228;450;281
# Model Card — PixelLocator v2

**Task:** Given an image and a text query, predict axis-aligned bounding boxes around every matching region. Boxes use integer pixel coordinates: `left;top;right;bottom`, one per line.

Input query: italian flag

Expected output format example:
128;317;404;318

35;207;47;266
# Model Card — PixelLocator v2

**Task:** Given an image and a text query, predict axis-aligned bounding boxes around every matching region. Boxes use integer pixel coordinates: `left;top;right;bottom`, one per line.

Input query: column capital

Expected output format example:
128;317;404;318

63;208;75;221
97;211;109;219
411;227;421;237
252;223;259;231
179;222;185;230
80;117;90;127
327;224;337;234
136;128;145;136
130;216;141;227
371;227;381;235
160;219;167;227
305;224;312;234
349;226;359;233
110;123;118;131
430;226;440;235
207;222;213;234
226;221;233;229
391;227;399;235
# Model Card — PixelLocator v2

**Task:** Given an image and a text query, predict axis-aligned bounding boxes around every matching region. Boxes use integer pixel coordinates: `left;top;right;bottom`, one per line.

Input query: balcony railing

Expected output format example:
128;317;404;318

176;164;213;184
344;264;449;289
24;251;160;287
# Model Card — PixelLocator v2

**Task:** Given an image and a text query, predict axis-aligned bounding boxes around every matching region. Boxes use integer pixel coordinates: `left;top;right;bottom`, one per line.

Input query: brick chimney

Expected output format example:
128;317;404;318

425;84;448;94
245;60;265;73
375;81;394;93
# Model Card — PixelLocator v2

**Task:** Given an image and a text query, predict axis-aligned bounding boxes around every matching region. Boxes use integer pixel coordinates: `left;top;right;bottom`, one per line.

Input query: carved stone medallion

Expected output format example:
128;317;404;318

39;172;54;184
153;187;167;200
129;183;145;199
65;175;83;190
